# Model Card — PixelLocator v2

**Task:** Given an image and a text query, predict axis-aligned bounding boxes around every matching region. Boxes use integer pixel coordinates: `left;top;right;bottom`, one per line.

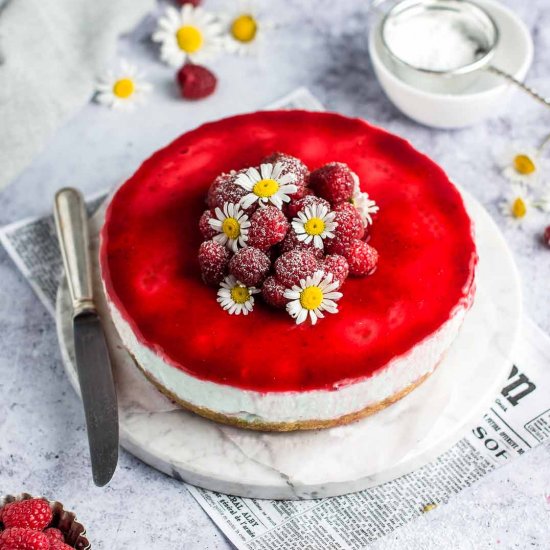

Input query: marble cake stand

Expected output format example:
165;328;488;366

56;188;521;499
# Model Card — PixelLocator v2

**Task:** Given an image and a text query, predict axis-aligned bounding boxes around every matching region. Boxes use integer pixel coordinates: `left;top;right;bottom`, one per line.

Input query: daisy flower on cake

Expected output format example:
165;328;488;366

209;203;250;252
95;60;152;110
153;4;224;67
351;172;379;227
291;203;338;250
284;271;343;325
236;162;298;209
217;275;259;315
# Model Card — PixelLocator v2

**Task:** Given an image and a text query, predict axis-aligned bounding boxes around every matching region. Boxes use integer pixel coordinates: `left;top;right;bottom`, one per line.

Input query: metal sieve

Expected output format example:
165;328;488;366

376;0;550;107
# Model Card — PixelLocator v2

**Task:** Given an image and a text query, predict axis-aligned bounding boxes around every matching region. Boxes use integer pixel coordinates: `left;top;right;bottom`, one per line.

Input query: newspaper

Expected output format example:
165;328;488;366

1;88;550;549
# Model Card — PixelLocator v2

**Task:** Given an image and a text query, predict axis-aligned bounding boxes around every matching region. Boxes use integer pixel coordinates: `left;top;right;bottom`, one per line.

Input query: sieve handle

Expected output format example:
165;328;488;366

488;65;550;109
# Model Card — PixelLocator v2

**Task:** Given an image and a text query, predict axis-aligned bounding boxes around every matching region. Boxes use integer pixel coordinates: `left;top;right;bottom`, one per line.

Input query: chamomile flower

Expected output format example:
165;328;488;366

499;143;545;187
209;203;250;252
291;204;338;250
236;162;298;209
499;184;534;227
222;1;269;55
351;172;379;227
152;5;224;67
95;60;152;110
535;189;550;212
284;271;343;325
217;275;259;315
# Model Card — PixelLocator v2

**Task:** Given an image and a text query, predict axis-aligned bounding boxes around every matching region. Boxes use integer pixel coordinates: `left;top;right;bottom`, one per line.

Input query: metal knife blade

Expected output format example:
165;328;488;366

73;312;119;487
54;187;119;487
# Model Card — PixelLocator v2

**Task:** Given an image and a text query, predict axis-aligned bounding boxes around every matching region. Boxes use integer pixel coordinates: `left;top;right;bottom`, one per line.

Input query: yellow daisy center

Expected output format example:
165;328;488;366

231;14;258;43
230;285;250;304
512;197;527;219
304;217;325;236
176;25;203;53
253;178;279;198
112;78;135;99
300;286;323;311
513;154;536;175
222;217;241;239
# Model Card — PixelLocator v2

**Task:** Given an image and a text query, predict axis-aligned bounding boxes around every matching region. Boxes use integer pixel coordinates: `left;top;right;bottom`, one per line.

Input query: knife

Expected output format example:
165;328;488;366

54;188;119;487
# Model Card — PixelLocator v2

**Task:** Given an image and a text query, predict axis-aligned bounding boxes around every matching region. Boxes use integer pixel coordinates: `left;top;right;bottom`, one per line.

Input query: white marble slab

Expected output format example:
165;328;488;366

56;187;521;499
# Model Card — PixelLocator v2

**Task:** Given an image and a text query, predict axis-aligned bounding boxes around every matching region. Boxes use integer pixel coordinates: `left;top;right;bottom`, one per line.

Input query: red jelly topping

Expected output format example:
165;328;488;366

100;111;476;392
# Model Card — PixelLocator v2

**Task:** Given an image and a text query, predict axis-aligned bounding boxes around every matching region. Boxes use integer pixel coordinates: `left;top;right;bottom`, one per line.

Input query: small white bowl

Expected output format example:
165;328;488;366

368;0;534;128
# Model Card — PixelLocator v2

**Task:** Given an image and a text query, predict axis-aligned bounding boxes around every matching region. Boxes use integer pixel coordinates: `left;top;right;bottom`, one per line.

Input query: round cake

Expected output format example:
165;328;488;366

100;110;477;431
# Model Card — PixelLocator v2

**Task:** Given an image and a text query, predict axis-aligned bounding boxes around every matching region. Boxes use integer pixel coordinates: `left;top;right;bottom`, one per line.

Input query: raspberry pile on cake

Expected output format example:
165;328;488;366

197;152;379;324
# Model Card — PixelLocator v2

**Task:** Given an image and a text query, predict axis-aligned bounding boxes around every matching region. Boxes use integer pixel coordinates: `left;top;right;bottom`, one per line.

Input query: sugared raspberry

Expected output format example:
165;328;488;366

262;152;309;189
229;247;271;286
44;529;64;543
198;240;231;286
207;173;233;209
274;250;318;287
333;202;364;240
320;254;349;288
177;63;217;100
325;235;352;256
207;170;257;215
247;206;289;250
262;276;288;308
199;209;218;240
286;195;330;219
544;225;550;248
309;162;354;204
1;499;52;531
0;528;50;550
280;228;324;259
345;239;379;276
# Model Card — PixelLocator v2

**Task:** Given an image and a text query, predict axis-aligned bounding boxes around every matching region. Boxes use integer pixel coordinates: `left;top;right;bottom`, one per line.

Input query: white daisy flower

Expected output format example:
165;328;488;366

534;190;550;212
291;204;338;250
284;271;343;325
95;60;152;110
499;143;546;187
236;162;298;209
209;203;250;252
152;5;224;67
499;184;534;227
351;172;379;227
217;275;260;315
222;1;271;55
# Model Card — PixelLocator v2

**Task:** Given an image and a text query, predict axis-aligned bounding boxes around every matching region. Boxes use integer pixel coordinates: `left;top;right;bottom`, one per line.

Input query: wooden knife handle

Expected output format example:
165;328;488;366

54;188;95;316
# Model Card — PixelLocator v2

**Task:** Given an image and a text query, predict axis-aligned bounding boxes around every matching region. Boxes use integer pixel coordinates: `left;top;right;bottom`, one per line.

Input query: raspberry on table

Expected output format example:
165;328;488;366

261;276;288;308
247;206;289;250
280;228;324;259
229;247;271;286
48;541;73;550
1;499;52;531
198;240;231;286
345;239;379;276
274;249;318;287
44;528;64;543
320;254;349;288
0;528;50;550
309;162;355;205
544;225;550;248
286;195;330;219
177;63;217;100
333;202;364;240
199;209;218;240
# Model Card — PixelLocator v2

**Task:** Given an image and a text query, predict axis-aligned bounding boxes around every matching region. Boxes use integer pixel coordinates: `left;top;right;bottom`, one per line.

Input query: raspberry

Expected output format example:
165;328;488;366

262;152;309;188
345;239;378;276
280;228;324;259
207;172;233;209
325;234;352;256
178;0;201;5
229;247;271;286
207;171;256;215
48;542;72;550
320;254;349;288
198;240;231;286
0;528;50;550
247;206;289;250
544;225;550;248
286;195;330;220
309;162;354;204
44;529;64;543
261;276;288;308
199;209;218;240
1;499;52;531
333;202;364;240
177;63;217;100
274;250;318;287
